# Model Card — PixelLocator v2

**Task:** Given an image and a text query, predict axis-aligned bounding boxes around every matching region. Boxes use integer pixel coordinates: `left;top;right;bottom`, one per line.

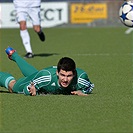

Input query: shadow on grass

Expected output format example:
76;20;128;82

22;53;59;58
0;90;19;95
33;53;59;57
0;90;10;93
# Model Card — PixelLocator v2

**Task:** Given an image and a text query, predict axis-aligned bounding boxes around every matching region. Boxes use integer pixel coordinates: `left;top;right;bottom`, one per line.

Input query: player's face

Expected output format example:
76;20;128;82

57;69;75;88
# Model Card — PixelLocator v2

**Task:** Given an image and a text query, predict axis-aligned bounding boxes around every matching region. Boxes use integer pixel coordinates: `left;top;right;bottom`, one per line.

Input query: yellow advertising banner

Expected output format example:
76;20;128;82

70;3;107;23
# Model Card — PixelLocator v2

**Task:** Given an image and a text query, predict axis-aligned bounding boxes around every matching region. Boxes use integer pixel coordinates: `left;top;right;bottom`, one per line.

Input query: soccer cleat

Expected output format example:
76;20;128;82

37;31;45;42
5;46;16;60
125;28;133;34
24;53;34;58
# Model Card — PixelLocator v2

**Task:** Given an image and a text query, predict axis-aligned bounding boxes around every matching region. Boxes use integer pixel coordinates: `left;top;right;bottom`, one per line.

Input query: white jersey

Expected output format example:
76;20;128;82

13;0;41;8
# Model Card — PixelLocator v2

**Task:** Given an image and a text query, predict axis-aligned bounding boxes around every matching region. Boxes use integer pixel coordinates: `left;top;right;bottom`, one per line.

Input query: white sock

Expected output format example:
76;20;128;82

20;29;32;53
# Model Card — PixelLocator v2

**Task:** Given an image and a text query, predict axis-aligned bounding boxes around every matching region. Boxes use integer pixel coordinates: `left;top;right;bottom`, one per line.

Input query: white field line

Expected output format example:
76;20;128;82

63;53;132;56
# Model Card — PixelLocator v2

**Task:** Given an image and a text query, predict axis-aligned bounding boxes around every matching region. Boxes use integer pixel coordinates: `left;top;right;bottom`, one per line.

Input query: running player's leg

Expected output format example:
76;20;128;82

5;47;38;77
16;8;34;58
29;7;45;41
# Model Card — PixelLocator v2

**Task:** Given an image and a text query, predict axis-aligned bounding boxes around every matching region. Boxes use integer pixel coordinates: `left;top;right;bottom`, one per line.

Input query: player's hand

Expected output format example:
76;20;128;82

71;90;88;96
28;82;36;96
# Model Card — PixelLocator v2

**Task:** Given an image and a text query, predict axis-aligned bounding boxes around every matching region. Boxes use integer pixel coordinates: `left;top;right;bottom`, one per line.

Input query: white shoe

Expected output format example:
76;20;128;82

125;28;133;34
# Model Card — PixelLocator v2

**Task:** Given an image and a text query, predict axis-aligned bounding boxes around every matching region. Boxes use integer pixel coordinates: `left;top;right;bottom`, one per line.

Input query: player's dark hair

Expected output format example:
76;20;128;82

57;57;76;74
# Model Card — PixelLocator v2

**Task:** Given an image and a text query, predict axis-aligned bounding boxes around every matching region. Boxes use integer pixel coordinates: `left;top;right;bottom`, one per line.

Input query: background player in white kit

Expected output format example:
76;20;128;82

13;0;45;58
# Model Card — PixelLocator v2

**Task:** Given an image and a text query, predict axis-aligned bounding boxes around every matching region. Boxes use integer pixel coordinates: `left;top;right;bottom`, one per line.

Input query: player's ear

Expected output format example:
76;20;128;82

56;71;59;76
73;70;76;77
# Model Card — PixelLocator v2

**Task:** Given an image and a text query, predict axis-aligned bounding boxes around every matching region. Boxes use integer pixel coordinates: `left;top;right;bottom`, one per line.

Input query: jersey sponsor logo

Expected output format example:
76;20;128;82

51;82;56;86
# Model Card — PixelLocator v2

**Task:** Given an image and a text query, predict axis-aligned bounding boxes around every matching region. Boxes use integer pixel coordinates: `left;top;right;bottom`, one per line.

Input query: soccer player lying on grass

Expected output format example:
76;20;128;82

0;47;94;96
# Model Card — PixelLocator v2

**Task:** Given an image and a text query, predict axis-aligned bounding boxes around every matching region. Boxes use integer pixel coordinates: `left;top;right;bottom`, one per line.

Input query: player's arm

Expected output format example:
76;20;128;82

24;70;51;96
24;82;43;96
28;82;36;96
71;90;88;96
73;72;94;95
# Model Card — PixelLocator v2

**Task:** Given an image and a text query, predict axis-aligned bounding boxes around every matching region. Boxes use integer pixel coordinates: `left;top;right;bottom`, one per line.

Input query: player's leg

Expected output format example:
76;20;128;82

0;71;32;95
5;47;38;77
34;25;45;42
12;72;40;96
16;8;34;58
125;28;133;34
0;72;15;92
20;22;34;58
12;77;31;95
29;7;45;41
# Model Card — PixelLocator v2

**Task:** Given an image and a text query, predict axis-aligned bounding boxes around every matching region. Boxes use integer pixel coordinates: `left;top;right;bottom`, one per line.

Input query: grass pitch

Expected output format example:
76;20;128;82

0;27;132;133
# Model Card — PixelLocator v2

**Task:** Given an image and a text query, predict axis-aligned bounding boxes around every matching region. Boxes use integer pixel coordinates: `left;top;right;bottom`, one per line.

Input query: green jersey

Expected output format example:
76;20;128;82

13;66;94;95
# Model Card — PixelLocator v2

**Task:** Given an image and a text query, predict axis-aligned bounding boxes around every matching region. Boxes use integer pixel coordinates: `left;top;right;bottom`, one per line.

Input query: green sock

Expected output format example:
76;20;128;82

11;52;38;77
0;72;15;89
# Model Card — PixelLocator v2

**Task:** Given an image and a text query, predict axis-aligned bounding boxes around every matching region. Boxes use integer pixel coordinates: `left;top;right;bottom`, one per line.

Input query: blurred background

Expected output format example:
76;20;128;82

0;0;124;28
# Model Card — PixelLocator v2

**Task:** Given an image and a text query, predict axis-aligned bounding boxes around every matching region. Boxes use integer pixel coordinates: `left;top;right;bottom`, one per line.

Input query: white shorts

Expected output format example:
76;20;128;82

15;7;41;25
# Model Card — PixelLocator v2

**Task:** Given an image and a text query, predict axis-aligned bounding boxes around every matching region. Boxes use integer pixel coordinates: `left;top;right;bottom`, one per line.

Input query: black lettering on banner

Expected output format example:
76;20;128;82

44;8;63;21
44;9;54;21
10;10;16;22
57;9;62;20
9;8;63;22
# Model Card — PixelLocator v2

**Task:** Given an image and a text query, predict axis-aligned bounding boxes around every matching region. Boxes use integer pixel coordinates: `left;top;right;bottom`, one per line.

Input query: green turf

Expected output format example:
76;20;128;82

0;27;132;133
